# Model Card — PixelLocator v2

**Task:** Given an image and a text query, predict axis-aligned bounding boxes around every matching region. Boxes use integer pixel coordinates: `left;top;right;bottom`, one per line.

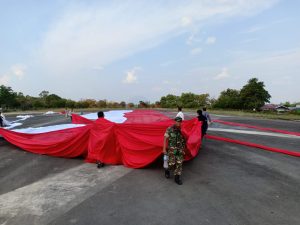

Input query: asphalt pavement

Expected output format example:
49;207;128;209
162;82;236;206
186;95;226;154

0;112;299;225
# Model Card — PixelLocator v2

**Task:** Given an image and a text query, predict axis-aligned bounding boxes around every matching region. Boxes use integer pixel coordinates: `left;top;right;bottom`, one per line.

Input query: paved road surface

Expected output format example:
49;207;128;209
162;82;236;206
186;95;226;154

0;112;299;225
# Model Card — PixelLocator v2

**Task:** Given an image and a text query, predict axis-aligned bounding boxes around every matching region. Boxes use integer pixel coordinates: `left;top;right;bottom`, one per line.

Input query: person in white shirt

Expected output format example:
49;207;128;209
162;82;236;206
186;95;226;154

176;106;184;120
0;111;10;127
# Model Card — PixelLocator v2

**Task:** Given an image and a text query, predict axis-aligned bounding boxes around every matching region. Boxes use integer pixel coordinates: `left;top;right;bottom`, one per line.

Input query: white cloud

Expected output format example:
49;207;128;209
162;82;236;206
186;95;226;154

11;64;26;79
205;36;216;45
242;25;264;33
186;32;202;45
0;64;26;85
36;1;278;76
160;59;181;67
124;72;137;84
92;66;104;71
123;67;140;84
152;86;163;92
0;75;10;85
11;0;279;102
223;49;300;102
181;17;193;27
241;38;258;44
190;48;300;103
241;16;289;35
190;47;202;55
214;67;230;80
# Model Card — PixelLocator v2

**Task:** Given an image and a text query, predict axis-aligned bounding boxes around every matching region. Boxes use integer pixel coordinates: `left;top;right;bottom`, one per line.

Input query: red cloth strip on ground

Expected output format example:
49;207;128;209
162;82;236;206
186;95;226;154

206;134;300;157
213;119;300;137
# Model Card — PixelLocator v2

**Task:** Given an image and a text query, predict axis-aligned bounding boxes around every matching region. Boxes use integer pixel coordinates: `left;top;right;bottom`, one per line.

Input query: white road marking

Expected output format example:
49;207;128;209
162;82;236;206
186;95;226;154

211;114;233;118
0;164;132;225
209;128;300;139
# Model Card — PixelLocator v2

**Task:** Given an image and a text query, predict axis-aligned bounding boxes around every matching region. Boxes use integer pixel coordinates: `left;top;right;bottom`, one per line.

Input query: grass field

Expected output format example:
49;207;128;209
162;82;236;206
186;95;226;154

160;108;300;121
207;109;300;121
4;107;300;121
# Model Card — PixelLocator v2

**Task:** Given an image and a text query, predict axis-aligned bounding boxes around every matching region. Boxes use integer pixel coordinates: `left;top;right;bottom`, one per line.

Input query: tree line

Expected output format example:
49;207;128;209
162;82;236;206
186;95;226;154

157;78;274;110
213;78;271;110
0;87;136;110
0;78;297;111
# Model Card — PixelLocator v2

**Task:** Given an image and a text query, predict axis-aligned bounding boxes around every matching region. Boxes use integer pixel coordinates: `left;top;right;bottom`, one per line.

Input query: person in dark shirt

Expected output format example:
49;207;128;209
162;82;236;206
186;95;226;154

197;109;208;139
97;111;104;118
96;111;105;168
0;111;3;127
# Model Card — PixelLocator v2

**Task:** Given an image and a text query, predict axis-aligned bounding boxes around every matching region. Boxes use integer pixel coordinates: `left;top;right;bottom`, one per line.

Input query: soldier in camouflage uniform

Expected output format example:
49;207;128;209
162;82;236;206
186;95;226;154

163;116;186;185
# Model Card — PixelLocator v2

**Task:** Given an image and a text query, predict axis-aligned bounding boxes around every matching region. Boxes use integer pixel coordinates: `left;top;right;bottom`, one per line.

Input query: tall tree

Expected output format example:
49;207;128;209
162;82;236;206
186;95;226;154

160;94;179;108
65;99;76;108
97;100;107;108
120;101;126;108
240;78;271;110
214;89;241;109
180;92;199;108
39;90;49;99
196;93;210;107
45;94;65;108
0;85;17;109
138;101;149;108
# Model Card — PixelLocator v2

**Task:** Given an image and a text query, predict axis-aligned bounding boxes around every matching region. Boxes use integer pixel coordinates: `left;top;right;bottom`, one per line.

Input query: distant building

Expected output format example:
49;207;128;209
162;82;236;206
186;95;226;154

260;104;278;111
261;104;290;113
289;105;300;112
275;105;290;113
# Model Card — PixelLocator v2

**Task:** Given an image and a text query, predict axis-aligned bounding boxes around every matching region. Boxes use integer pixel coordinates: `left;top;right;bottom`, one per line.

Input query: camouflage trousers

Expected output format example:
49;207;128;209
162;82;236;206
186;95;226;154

167;150;184;175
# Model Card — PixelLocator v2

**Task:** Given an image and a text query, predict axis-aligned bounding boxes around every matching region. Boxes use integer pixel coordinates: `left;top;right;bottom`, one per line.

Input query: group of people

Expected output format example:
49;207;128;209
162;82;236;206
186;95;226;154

94;108;211;186
176;106;211;138
163;107;212;185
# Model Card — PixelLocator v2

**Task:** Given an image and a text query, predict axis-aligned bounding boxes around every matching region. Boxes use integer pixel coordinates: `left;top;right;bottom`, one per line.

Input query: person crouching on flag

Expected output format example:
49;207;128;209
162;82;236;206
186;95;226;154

163;116;186;185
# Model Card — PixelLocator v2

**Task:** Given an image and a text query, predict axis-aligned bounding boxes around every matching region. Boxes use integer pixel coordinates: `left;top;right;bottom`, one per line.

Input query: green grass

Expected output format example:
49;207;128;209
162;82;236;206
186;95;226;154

207;109;300;121
4;107;300;121
154;108;300;121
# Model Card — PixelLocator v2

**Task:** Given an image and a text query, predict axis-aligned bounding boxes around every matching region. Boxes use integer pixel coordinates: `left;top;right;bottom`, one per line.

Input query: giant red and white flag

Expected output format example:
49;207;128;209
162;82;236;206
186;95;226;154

0;110;202;168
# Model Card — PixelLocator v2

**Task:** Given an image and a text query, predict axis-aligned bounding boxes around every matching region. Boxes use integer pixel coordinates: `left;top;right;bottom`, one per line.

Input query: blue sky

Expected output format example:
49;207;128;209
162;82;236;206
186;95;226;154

0;0;299;103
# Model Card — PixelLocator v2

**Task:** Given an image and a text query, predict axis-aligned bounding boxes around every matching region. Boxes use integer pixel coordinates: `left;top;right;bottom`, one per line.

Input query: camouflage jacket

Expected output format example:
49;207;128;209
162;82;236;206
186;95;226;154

164;125;186;154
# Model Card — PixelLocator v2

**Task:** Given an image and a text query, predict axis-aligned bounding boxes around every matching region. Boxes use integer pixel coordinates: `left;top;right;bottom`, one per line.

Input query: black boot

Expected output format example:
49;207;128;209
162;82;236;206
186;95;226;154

97;161;104;168
165;169;170;179
175;175;183;185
